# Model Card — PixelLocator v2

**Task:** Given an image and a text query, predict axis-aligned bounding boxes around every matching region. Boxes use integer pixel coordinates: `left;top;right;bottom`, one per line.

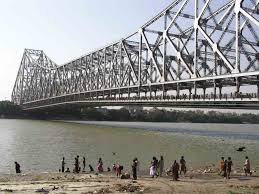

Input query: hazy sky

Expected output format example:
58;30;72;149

0;0;173;100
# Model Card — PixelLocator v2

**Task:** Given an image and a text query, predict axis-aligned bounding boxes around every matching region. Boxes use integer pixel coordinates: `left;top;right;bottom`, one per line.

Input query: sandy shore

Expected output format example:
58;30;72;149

0;171;259;194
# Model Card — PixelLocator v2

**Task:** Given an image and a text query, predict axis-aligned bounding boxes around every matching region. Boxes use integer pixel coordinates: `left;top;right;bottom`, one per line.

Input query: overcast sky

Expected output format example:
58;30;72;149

0;0;173;100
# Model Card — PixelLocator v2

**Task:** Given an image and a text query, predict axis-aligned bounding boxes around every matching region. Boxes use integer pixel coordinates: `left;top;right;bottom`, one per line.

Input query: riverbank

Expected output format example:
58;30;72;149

0;171;259;194
2;100;259;124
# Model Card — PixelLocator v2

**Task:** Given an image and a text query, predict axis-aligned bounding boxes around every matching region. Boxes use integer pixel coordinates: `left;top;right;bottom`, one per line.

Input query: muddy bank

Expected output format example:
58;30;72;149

0;171;259;194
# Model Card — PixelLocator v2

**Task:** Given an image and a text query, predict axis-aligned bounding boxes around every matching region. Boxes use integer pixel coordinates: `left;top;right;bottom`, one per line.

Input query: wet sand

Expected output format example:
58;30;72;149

0;171;259;194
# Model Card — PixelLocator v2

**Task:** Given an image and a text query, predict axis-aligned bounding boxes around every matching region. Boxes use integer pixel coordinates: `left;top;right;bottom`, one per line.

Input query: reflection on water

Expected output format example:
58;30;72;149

0;119;259;174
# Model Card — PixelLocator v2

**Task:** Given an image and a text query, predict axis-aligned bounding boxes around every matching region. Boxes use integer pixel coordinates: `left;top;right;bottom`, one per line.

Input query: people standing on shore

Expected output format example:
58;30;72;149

83;157;86;172
89;164;94;172
65;168;70;172
61;157;65;173
74;157;77;173
180;156;187;175
14;161;21;174
172;160;180;181
97;158;103;172
155;157;159;176
136;158;140;177
150;157;158;178
74;156;80;173
223;160;227;178
158;156;164;177
244;156;252;176
226;157;233;179
77;155;80;172
116;164;123;177
219;157;225;176
132;158;138;180
112;164;116;172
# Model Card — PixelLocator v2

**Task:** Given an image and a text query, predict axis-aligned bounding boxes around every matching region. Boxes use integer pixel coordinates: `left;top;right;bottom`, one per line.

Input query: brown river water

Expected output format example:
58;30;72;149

0;119;259;174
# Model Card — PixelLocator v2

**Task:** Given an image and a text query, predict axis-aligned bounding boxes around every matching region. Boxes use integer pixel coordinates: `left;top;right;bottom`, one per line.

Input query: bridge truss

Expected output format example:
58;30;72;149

12;0;259;110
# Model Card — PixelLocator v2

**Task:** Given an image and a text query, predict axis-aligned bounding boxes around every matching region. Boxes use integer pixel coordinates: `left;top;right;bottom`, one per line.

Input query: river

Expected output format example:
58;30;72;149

0;119;259;174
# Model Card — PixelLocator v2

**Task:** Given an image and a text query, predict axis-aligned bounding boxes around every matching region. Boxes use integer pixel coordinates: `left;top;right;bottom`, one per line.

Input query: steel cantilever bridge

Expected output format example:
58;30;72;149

12;0;259;110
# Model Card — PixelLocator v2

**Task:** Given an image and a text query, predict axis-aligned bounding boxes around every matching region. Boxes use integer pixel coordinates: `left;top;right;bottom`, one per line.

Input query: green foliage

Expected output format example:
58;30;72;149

76;107;259;124
1;100;259;124
81;107;105;121
0;101;21;116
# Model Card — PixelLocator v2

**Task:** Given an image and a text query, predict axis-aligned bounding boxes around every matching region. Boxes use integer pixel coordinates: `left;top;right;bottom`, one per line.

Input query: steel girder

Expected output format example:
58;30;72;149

12;0;259;109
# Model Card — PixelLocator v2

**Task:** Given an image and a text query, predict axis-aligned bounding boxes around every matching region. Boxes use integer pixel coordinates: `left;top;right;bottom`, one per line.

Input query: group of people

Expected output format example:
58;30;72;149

164;156;187;181
149;156;186;181
60;156;140;180
13;155;252;181
61;156;95;173
13;155;186;181
111;157;139;180
219;157;233;179
149;156;164;178
219;156;252;179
